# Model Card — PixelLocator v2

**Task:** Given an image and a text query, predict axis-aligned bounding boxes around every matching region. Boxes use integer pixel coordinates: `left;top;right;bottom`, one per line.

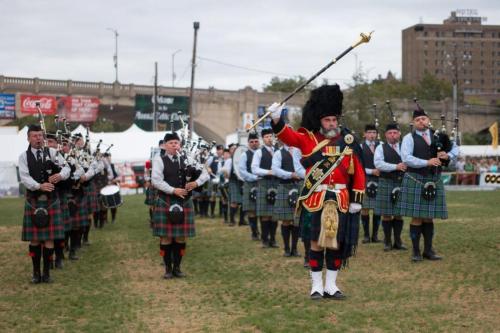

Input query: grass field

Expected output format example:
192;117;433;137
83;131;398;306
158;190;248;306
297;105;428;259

0;191;499;332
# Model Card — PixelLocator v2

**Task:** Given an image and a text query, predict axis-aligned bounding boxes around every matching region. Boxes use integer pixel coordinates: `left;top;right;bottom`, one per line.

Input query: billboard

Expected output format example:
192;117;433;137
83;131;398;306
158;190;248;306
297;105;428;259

134;95;189;131
20;94;57;115
0;94;15;119
57;96;99;122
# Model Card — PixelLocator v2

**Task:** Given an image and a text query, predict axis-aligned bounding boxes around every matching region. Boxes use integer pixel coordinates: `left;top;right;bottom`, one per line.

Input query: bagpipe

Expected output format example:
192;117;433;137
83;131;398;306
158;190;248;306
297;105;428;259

35;102;62;182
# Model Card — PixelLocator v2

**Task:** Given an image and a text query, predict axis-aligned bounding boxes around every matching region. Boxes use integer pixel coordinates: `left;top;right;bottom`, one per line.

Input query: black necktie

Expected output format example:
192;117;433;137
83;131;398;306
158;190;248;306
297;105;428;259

36;149;42;162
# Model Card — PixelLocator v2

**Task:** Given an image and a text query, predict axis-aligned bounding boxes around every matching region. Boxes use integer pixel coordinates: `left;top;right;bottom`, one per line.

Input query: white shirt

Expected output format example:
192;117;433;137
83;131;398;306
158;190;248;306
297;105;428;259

251;145;275;177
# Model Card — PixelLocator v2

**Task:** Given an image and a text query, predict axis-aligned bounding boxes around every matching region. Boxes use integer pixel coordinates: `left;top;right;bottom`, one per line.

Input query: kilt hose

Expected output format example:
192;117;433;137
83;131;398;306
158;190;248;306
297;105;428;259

256;178;278;218
153;192;195;238
362;175;378;210
68;191;90;229
299;207;312;241
374;177;403;217
58;190;72;233
228;179;243;205
272;182;300;225
22;191;65;242
395;172;448;219
144;185;156;206
242;181;257;213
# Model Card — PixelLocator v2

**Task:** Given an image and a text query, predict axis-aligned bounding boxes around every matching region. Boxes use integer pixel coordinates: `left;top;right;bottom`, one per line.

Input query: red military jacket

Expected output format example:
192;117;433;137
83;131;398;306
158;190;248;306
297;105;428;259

274;123;366;213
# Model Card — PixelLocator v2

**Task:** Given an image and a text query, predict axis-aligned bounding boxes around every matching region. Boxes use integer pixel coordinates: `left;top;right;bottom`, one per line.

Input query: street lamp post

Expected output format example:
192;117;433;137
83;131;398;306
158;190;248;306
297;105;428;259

107;28;119;82
188;22;200;139
171;49;181;87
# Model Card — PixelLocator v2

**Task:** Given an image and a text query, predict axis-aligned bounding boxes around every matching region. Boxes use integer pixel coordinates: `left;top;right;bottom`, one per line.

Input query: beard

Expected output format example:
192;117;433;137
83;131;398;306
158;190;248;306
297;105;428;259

320;126;340;139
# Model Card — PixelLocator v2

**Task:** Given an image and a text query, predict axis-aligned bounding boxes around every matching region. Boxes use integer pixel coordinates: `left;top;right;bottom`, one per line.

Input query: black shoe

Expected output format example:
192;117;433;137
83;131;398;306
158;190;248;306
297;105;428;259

269;241;279;248
238;221;248;226
290;249;301;257
31;273;41;284
310;292;323;300
371;236;381;243
362;237;370;244
262;241;270;249
69;251;79;260
423;250;442;260
251;235;260;241
163;266;174;279
41;274;53;283
412;251;423;262
383;243;392;252
228;222;235;227
393;243;408;251
283;250;291;257
55;258;63;269
324;290;346;300
172;267;186;278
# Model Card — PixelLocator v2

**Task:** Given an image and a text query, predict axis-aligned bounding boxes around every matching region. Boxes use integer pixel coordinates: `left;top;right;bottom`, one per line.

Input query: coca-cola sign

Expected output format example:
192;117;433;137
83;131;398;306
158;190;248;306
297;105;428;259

20;95;57;115
57;96;100;122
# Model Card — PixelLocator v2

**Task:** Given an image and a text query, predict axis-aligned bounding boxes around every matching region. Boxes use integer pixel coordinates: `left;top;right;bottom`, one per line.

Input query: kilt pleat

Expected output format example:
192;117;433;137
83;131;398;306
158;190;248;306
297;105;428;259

68;191;90;228
256;178;278;217
395;172;448;219
242;182;257;212
373;177;403;216
58;191;72;232
152;192;195;238
272;182;299;223
144;186;156;205
22;192;65;242
228;180;242;204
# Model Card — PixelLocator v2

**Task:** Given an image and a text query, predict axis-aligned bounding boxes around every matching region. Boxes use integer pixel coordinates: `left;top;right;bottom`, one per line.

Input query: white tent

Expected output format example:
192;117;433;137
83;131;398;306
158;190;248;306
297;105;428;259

459;145;500;157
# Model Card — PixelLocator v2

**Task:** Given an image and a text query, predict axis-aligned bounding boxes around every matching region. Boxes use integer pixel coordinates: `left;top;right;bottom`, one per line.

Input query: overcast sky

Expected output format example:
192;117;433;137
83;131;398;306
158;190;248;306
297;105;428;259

1;0;499;91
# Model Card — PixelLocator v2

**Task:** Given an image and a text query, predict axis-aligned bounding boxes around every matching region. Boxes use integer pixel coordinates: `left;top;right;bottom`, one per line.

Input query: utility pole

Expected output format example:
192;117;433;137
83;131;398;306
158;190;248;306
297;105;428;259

153;62;158;131
188;22;200;139
107;28;119;82
452;43;458;124
171;49;181;87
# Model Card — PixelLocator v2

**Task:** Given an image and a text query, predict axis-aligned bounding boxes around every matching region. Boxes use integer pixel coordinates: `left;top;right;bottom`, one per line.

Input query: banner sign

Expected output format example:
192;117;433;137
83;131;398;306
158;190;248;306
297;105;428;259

20;94;57;115
134;95;189;131
0;94;15;119
57;96;99;122
479;172;500;187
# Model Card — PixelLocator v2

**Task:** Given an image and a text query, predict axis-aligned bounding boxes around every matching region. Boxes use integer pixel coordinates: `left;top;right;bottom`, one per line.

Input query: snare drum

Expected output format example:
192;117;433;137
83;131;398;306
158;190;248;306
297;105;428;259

100;185;123;208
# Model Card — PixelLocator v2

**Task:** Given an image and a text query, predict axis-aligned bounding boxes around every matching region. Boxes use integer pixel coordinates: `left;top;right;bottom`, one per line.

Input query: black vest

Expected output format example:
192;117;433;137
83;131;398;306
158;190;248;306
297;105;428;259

162;155;186;189
408;131;440;175
380;143;403;179
362;141;379;170
279;148;295;184
259;147;273;179
209;156;220;176
26;146;46;185
245;150;254;173
229;157;238;181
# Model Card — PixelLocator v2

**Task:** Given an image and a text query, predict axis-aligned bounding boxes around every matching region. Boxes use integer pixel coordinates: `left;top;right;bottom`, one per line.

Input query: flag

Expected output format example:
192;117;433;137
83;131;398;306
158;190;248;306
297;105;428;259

489;121;498;150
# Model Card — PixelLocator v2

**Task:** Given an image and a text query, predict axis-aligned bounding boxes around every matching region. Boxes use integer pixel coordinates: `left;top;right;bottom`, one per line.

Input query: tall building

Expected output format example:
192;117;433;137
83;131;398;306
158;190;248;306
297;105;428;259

402;10;500;103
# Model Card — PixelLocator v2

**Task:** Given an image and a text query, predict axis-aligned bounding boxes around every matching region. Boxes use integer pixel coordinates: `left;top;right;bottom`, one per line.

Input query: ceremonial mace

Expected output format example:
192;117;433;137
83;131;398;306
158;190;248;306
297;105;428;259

247;31;374;132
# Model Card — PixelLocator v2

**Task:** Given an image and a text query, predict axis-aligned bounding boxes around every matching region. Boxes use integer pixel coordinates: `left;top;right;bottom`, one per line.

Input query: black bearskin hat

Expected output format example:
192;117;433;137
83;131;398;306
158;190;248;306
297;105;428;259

300;84;343;132
163;132;180;142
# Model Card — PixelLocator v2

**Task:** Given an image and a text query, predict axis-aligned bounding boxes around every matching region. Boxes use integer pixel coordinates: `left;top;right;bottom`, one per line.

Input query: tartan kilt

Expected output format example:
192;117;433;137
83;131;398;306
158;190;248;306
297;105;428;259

374;177;403;217
362;176;378;210
144;186;156;206
68;191;90;229
228;179;243;205
273;182;299;223
58;191;72;233
208;181;221;200
22;192;65;242
152;192;195;238
256;178;278;217
395;172;448;219
85;181;99;214
299;208;312;241
242;182;257;212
